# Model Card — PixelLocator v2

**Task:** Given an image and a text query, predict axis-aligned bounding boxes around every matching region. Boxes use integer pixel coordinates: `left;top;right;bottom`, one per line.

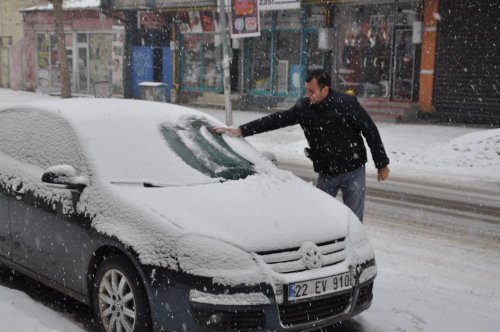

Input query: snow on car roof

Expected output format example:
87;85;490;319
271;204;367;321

1;98;227;184
4;98;204;123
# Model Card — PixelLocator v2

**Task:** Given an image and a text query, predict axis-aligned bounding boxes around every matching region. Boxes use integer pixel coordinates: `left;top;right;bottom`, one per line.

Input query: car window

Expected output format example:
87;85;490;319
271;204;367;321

0;110;86;173
161;119;255;180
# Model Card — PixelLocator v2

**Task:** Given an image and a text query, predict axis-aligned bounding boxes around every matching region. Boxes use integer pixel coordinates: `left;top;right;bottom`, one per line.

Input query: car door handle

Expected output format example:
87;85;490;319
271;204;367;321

12;185;25;199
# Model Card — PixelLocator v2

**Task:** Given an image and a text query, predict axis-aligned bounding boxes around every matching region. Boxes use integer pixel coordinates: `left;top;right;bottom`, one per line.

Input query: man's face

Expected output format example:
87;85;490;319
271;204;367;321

305;78;330;105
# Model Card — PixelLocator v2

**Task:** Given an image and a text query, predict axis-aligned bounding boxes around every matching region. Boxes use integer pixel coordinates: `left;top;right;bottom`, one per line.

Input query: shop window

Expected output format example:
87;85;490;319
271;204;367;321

77;33;87;43
274;31;301;95
89;34;112;86
305;32;325;72
36;33;73;92
305;6;327;29
333;4;393;98
248;31;272;92
181;33;222;90
272;10;302;96
36;34;50;90
77;47;88;92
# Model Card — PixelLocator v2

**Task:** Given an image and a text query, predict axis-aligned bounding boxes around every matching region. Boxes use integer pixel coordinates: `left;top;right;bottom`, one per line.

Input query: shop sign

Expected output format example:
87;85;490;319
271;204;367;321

138;11;165;30
230;0;261;38
258;0;300;11
104;0;216;9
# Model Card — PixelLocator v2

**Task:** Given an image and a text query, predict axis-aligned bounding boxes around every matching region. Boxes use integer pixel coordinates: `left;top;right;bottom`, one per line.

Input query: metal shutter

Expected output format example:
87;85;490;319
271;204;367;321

434;0;500;122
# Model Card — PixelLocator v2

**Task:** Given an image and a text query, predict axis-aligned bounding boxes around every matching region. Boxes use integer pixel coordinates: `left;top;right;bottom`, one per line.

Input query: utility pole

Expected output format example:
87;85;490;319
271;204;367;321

50;0;71;98
219;0;233;126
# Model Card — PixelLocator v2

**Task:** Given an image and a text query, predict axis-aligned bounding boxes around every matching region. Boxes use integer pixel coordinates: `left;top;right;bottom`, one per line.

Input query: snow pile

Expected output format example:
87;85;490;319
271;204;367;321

436;128;500;166
387;128;500;184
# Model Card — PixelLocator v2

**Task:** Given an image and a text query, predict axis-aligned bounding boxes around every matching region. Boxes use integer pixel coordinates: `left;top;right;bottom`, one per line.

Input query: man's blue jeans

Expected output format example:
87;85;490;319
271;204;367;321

316;166;366;222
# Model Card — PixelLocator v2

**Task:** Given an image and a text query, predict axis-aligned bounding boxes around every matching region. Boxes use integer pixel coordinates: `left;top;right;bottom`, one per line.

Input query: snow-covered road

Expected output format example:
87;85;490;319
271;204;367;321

357;200;500;332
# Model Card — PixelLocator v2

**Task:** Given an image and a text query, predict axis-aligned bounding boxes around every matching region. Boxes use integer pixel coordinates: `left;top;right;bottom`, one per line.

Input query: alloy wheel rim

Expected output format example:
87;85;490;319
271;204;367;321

98;269;136;332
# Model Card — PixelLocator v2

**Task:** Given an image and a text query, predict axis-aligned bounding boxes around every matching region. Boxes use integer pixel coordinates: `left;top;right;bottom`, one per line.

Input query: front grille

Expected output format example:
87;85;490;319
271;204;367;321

256;238;347;273
356;282;373;306
278;291;351;327
229;310;265;330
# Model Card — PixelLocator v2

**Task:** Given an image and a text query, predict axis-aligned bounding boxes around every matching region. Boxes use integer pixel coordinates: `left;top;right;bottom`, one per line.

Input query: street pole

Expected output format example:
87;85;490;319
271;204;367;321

219;0;233;126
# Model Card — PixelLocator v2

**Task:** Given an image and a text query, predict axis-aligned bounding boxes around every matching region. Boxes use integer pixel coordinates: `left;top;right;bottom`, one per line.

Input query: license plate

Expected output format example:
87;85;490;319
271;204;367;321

288;272;353;301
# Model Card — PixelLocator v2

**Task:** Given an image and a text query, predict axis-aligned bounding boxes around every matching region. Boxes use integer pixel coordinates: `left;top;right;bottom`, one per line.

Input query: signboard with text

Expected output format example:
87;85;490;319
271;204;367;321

230;0;260;38
103;0;216;9
258;0;300;11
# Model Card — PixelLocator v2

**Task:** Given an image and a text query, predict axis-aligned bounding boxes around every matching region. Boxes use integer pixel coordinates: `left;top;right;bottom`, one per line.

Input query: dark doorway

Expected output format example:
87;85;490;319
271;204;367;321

392;28;415;101
153;48;163;82
230;49;240;92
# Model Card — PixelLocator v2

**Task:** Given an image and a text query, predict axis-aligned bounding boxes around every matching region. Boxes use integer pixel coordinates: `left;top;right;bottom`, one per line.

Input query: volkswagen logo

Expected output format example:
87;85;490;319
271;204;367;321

299;242;323;270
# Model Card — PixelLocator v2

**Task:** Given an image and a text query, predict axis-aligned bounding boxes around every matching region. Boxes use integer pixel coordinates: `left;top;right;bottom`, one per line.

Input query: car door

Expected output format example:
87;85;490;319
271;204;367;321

0;109;89;293
0;180;11;259
9;183;88;292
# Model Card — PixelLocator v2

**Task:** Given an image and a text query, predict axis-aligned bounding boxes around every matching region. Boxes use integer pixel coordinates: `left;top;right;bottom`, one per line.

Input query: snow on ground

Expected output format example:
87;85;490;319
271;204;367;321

0;284;86;332
360;214;500;332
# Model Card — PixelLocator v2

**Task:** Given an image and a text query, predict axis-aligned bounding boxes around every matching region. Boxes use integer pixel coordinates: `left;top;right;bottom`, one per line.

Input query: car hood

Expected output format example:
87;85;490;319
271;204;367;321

114;173;350;253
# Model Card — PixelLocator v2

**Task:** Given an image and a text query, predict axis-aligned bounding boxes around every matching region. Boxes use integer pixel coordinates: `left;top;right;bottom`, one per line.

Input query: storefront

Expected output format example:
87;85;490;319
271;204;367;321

175;3;328;99
22;5;124;95
331;0;422;101
176;0;422;104
243;7;328;99
178;10;223;92
35;29;122;95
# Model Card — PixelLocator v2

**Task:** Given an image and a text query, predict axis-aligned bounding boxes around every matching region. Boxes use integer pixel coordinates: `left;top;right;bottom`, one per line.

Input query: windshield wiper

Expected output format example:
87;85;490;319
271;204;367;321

110;179;227;188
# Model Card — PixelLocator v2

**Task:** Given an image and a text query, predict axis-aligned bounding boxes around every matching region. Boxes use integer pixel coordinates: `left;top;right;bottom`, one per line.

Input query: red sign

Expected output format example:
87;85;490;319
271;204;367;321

230;0;260;38
138;11;165;30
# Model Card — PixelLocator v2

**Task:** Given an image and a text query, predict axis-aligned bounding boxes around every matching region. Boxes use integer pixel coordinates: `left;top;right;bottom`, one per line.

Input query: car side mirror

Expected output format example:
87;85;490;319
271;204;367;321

42;165;89;192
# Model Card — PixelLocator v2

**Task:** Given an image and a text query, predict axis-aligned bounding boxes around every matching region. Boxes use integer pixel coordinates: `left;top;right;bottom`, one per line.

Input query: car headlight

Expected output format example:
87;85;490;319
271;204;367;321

177;235;266;284
347;212;377;282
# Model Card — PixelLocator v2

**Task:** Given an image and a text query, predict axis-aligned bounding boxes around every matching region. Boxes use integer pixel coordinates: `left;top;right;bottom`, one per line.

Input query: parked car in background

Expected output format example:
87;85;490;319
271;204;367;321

0;99;377;332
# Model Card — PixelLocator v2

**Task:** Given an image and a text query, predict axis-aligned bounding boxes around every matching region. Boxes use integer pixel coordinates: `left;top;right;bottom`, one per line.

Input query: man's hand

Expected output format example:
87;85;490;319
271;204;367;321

377;166;390;182
214;127;242;136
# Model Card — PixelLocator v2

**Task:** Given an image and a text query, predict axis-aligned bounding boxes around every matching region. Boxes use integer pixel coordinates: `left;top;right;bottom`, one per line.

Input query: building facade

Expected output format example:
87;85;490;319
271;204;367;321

12;0;499;123
21;1;125;95
0;0;46;89
167;0;424;116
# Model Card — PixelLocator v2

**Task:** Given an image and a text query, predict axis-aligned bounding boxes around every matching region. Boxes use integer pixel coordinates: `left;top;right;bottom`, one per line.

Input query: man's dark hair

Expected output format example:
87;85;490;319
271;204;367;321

306;69;331;89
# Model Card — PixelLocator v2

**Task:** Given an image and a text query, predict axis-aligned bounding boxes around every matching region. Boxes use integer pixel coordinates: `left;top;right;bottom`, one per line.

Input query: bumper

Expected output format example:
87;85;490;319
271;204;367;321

145;266;375;332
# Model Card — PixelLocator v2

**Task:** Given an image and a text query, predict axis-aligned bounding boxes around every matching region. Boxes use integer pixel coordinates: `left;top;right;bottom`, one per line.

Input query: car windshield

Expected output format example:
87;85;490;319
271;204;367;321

161;119;255;180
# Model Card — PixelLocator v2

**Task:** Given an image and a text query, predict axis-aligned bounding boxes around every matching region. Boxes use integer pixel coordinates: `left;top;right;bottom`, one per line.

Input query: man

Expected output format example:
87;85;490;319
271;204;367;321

215;69;390;222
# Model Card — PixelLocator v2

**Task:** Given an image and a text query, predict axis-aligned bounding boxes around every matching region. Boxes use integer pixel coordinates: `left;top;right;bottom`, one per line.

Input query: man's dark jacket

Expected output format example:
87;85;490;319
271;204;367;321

239;90;390;177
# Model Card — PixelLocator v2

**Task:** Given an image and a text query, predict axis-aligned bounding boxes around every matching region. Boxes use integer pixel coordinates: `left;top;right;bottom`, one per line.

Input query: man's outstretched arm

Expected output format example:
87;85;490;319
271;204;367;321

214;127;242;136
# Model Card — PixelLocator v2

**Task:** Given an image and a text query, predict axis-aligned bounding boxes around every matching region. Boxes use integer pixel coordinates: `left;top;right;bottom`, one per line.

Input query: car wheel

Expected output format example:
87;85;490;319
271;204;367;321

93;255;152;332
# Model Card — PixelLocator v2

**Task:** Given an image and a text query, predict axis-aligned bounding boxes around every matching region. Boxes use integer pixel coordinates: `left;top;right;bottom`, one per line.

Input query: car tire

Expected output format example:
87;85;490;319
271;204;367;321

93;255;152;332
